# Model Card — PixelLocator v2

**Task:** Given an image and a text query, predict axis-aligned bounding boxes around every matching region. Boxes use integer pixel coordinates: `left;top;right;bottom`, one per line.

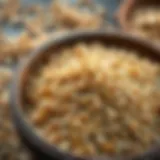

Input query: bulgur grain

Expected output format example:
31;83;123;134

25;43;160;156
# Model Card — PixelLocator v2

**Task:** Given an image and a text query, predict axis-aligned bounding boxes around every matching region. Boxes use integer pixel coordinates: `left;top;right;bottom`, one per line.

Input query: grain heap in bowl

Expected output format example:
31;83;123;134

131;7;160;43
24;42;160;156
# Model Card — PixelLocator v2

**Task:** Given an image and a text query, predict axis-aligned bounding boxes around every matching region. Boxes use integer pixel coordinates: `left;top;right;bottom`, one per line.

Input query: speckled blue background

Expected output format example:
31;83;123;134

3;0;121;38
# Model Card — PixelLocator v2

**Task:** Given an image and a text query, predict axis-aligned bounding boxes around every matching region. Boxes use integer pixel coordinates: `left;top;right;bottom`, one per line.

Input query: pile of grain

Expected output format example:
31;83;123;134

25;43;160;156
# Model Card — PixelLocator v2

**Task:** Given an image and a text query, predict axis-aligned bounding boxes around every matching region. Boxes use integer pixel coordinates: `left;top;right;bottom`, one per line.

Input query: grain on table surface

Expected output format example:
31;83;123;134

0;0;109;64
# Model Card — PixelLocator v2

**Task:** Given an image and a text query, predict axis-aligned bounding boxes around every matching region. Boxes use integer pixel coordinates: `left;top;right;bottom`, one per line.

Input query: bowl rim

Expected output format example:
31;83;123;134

10;30;160;160
115;0;135;31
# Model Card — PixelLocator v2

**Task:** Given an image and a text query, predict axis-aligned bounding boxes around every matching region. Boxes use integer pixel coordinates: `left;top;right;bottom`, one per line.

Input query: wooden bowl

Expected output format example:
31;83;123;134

116;0;160;32
10;30;160;160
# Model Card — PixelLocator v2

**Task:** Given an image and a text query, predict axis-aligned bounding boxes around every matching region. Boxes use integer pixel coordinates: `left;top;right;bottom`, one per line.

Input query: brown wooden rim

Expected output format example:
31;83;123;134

115;0;136;31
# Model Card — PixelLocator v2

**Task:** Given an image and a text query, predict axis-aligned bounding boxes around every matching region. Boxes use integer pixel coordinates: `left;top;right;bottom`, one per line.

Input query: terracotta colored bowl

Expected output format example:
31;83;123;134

10;30;160;160
116;0;160;32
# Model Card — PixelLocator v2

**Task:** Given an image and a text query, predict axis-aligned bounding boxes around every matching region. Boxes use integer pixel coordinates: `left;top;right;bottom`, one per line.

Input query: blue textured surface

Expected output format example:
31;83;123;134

94;0;121;24
3;0;121;38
